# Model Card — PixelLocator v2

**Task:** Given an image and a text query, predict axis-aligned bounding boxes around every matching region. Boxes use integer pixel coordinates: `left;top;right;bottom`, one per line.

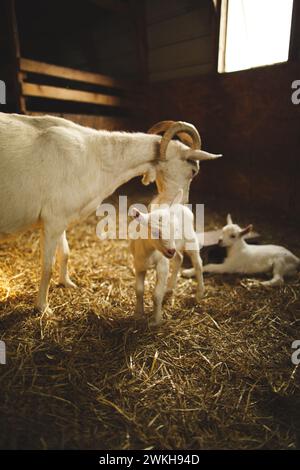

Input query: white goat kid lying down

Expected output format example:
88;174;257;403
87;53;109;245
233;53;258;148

130;190;204;326
0;115;221;313
182;214;300;286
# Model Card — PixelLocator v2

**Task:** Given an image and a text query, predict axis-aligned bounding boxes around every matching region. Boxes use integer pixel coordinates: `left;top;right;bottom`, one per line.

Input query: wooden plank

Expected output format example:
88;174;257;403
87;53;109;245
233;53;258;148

97;33;136;62
148;8;211;50
148;61;300;213
150;63;213;82
289;0;300;61
217;0;228;73
20;58;129;90
149;36;213;73
211;0;222;73
28;112;137;131
5;0;24;113
22;83;129;107
129;0;149;82
99;52;140;77
146;0;202;26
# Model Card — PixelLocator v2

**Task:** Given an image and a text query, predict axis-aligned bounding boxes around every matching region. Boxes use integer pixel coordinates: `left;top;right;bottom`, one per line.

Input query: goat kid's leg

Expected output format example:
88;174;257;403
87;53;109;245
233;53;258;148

57;231;77;288
260;260;284;287
186;250;205;302
165;252;183;296
150;258;168;326
134;270;146;318
35;226;62;313
182;261;228;278
181;267;195;278
203;263;229;273
260;275;284;287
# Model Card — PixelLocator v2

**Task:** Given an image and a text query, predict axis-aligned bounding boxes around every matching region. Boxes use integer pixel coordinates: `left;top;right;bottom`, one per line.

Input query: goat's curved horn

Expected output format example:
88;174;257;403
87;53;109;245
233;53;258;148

148;121;201;159
161;122;201;160
147;120;176;135
148;120;192;146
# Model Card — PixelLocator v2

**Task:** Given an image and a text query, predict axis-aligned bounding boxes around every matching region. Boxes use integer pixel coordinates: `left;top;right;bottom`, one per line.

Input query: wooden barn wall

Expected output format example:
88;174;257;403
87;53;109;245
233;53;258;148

14;0;141;80
94;0;216;82
92;11;140;79
146;0;215;82
28;112;139;132
146;62;300;214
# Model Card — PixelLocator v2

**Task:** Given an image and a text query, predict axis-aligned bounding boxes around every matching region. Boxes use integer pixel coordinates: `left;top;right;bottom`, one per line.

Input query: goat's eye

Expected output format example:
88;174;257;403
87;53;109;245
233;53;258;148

230;234;236;239
187;159;198;177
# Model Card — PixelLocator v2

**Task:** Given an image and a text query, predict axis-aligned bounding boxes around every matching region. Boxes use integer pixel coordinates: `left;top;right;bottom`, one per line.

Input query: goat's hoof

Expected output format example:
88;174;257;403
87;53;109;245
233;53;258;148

34;304;52;315
260;280;282;287
181;268;195;278
242;279;261;288
196;290;204;303
59;278;77;289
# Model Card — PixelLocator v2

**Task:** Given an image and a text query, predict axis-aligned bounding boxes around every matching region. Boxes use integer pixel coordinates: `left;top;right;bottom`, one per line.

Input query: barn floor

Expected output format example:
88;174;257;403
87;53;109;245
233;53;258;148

0;202;300;450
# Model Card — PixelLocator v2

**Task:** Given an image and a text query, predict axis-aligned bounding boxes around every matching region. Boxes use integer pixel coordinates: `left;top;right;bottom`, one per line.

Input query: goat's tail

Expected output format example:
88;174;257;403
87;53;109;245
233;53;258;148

182;267;196;278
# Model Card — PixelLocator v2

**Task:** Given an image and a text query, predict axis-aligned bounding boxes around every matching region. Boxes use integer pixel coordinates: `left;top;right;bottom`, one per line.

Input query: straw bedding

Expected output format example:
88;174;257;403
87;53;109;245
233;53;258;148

0;203;299;449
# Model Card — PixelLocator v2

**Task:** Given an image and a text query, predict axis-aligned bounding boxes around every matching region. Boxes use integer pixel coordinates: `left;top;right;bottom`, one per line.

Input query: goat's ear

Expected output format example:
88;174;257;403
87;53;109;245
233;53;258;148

239;224;253;237
142;167;156;185
129;207;148;225
227;213;233;225
185;149;222;161
171;189;183;206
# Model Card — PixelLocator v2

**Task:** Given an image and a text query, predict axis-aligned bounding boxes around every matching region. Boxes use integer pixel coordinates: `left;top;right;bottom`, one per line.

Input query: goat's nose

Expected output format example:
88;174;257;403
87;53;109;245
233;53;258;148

167;248;176;257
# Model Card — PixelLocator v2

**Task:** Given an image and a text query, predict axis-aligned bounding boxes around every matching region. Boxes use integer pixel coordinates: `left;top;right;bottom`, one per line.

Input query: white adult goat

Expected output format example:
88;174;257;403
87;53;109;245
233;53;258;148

0;114;221;312
183;214;300;286
130;190;204;326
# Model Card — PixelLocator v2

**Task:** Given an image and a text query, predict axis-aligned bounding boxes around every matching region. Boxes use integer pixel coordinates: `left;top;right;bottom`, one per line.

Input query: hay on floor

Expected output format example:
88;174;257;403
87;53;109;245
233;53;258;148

0;206;299;450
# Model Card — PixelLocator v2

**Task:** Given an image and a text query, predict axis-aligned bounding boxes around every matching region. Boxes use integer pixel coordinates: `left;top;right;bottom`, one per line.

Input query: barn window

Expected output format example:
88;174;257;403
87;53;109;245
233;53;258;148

218;0;294;73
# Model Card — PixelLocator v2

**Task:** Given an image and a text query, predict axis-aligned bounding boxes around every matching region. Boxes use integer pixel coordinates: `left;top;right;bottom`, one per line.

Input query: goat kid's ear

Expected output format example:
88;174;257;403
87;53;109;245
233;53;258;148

227;213;233;225
239;224;253;237
142;167;156;186
171;189;183;206
185;149;222;161
129;207;148;226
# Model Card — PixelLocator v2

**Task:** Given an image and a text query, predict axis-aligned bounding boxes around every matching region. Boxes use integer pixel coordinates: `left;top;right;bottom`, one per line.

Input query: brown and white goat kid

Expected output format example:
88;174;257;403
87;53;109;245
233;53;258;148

183;214;300;286
0;115;221;313
129;190;204;326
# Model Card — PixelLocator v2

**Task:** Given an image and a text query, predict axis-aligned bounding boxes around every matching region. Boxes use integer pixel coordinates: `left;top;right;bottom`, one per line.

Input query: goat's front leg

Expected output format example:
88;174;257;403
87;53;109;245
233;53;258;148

186;249;204;302
57;231;77;288
35;225;62;313
134;270;146;317
165;252;183;296
150;258;168;326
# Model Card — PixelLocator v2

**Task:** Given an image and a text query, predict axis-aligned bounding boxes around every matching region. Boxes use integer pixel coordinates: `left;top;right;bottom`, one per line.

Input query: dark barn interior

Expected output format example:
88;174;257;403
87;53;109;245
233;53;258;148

0;0;300;451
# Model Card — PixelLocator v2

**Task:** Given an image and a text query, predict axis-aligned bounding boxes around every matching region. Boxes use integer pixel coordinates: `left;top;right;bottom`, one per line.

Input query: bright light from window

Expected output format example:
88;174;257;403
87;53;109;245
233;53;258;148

222;0;294;73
